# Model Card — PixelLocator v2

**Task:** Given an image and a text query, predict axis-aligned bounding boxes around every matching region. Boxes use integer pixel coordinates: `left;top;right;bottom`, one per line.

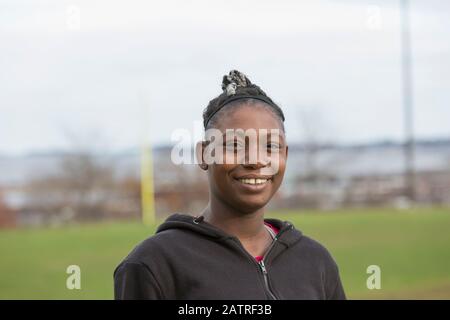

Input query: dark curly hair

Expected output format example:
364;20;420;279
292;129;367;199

202;70;285;131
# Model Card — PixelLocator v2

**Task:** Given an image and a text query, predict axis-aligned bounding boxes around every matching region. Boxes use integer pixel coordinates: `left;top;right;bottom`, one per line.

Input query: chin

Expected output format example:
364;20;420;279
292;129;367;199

234;197;271;214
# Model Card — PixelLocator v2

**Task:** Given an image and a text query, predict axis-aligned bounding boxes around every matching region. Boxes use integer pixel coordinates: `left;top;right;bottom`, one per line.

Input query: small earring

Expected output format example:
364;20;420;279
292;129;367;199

201;163;208;170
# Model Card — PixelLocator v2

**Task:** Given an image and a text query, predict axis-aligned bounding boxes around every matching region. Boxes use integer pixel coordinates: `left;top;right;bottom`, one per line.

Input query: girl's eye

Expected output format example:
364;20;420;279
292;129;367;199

267;143;281;152
225;141;244;152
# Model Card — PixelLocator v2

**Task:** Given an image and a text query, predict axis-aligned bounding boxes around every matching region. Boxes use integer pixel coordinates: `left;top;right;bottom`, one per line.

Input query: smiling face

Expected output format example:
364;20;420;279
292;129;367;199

200;102;288;214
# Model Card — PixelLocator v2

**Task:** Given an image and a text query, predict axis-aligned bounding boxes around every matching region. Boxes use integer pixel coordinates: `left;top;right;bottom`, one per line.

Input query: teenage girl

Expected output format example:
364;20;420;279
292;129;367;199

114;70;346;300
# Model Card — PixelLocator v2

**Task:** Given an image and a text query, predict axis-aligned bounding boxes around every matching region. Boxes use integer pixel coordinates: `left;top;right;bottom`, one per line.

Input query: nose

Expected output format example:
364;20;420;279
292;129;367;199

242;147;270;169
242;160;268;170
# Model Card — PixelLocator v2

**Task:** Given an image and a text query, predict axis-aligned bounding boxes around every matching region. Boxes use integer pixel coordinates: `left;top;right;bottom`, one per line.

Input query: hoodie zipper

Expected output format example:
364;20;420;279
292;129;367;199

231;222;293;300
259;259;277;300
258;227;282;300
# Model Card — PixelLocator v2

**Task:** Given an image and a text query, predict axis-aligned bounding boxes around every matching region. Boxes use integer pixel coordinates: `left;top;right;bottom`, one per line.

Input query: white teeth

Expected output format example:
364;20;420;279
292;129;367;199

238;178;270;185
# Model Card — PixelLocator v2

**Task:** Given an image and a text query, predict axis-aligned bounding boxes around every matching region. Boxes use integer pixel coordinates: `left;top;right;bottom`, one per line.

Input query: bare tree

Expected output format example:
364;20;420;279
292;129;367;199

24;130;119;223
294;107;348;209
0;190;16;228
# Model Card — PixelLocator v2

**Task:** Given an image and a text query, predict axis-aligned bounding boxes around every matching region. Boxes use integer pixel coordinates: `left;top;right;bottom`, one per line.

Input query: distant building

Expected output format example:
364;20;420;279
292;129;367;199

0;190;16;228
0;139;449;225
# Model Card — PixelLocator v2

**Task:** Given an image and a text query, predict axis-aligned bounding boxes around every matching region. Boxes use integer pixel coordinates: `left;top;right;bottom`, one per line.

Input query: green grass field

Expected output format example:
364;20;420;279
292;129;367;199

1;207;450;299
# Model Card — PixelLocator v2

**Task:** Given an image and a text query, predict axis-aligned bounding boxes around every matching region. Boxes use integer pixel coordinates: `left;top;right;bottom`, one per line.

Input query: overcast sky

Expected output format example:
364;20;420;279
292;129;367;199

1;0;449;155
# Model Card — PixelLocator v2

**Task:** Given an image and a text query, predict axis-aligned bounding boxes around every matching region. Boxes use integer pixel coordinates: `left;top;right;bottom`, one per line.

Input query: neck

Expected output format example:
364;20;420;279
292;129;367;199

201;196;266;241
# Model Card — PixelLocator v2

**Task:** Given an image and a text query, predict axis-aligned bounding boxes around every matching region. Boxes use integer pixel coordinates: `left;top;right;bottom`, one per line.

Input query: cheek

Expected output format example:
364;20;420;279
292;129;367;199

269;155;287;193
278;156;287;175
261;152;287;177
210;164;237;188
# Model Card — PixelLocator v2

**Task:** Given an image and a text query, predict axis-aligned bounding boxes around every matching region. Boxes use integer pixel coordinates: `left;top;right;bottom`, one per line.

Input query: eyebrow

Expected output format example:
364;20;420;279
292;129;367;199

221;130;284;138
221;131;285;143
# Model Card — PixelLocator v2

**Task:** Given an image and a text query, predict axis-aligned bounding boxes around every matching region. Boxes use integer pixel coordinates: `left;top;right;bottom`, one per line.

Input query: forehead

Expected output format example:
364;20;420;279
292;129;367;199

215;103;284;133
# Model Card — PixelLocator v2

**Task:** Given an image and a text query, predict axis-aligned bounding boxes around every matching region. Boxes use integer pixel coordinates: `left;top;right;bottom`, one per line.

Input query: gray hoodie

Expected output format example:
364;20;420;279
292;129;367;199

114;213;346;300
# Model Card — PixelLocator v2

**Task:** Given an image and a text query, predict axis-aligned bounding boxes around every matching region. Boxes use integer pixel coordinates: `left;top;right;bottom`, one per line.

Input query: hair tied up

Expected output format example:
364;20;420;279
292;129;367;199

221;70;252;96
203;69;285;130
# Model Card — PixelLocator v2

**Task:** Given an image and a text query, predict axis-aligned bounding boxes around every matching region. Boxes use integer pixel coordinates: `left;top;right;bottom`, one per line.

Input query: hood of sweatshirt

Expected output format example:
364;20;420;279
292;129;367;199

115;212;346;300
156;213;303;250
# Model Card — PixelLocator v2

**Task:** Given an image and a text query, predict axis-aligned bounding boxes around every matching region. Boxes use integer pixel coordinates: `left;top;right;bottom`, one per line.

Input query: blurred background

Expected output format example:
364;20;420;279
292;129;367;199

0;0;449;299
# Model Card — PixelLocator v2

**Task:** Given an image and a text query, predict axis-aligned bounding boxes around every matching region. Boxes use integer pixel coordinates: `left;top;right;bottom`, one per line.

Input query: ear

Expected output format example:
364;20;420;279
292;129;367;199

285;144;289;160
196;141;208;170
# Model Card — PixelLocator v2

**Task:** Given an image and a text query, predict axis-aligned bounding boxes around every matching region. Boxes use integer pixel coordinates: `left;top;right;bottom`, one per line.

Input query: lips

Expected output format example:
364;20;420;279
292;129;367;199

233;175;273;191
237;177;271;185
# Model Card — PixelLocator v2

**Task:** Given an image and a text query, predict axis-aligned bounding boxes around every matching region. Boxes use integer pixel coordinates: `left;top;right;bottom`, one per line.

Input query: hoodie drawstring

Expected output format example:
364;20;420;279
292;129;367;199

193;215;205;224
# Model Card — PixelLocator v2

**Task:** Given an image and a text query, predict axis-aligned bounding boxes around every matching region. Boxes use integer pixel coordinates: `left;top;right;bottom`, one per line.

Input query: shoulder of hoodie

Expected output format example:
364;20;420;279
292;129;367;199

115;216;339;275
293;234;341;273
114;224;198;272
